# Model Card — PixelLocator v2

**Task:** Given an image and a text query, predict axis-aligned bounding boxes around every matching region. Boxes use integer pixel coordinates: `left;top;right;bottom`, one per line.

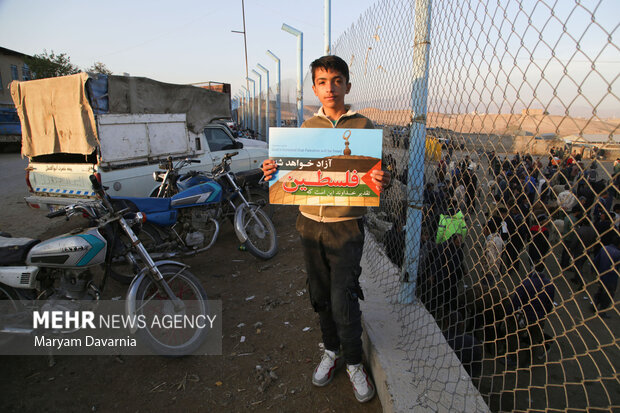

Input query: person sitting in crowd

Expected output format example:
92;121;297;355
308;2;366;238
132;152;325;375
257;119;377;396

482;205;508;286
502;204;530;279
568;217;598;289
502;265;556;367
529;215;551;272
593;190;613;224
560;204;582;273
592;234;620;319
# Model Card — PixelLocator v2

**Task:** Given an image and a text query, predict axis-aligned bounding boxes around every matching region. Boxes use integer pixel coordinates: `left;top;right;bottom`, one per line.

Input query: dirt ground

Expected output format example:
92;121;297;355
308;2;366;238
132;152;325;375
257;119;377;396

0;205;382;413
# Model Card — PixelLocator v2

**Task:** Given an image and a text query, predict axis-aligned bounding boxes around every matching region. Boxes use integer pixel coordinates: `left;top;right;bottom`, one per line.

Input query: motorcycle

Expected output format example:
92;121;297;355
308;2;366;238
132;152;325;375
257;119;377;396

0;175;209;356
108;151;278;284
151;155;272;218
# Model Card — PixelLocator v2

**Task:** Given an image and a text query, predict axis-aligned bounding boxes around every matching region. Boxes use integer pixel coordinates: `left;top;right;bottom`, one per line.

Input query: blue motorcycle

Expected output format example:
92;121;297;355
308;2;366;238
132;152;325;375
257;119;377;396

150;155;272;218
109;152;277;284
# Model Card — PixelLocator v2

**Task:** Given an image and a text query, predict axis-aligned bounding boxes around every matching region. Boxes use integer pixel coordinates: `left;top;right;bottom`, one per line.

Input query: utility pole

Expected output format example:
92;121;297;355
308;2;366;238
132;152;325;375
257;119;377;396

232;0;250;94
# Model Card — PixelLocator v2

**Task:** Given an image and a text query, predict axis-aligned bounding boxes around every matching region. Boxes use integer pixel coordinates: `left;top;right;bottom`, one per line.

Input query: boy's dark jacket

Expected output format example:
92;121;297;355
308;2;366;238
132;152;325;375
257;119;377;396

299;107;375;220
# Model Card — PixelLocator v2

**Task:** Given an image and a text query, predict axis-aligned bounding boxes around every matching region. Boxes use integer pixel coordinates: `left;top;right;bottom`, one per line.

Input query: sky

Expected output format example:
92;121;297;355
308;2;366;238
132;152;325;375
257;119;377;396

0;0;377;100
1;0;617;119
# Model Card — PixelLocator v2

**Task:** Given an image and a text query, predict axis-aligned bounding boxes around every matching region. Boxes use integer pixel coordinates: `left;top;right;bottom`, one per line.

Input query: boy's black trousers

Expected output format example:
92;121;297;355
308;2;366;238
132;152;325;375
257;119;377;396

296;214;365;365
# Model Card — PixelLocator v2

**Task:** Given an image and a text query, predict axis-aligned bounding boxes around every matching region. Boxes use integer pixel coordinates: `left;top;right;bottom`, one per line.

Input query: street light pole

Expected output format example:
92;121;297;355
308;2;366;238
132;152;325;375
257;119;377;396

246;77;256;132
266;50;281;127
251;69;263;139
240;87;248;129
282;23;304;127
324;0;331;55
257;63;270;142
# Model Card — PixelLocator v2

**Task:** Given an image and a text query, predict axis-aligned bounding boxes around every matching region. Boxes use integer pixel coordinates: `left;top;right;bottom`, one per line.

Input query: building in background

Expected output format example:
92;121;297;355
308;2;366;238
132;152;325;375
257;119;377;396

0;46;32;109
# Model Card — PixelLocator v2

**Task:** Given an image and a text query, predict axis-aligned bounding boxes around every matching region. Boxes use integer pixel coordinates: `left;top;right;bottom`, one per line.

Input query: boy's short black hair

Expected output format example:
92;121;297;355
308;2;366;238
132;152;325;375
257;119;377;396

310;55;350;85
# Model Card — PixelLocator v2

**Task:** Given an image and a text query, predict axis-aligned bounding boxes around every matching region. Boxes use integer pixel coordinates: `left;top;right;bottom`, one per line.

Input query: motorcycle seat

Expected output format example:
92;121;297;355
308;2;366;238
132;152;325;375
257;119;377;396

0;236;41;266
235;168;263;188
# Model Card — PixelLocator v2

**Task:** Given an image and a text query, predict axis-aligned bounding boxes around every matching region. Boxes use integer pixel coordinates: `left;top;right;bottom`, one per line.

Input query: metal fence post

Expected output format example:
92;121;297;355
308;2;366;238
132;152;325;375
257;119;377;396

282;23;304;126
252;69;263;139
400;0;433;304
246;77;256;132
257;63;270;142
266;50;281;127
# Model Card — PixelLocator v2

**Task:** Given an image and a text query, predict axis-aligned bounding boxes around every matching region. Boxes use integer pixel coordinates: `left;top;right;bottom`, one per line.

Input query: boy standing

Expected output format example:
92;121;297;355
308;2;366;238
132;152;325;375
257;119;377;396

261;55;390;403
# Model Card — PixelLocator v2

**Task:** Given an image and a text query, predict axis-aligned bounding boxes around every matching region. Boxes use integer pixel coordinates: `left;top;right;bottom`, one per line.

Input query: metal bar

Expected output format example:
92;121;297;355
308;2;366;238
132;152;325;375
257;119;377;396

282;23;303;126
400;0;432;304
266;50;281;127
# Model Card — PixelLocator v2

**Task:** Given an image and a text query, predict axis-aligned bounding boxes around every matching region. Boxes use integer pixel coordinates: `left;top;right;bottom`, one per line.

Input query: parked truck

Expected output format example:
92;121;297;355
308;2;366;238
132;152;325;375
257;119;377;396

0;107;21;150
10;72;267;210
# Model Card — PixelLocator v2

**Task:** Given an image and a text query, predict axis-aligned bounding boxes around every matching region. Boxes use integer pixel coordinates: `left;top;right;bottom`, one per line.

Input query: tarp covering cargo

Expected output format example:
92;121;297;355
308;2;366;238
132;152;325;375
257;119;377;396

106;75;230;133
11;73;98;158
11;73;231;158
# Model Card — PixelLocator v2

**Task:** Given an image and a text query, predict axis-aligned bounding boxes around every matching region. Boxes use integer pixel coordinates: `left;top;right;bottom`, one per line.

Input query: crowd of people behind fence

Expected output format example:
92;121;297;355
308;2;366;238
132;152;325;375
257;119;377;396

385;143;620;374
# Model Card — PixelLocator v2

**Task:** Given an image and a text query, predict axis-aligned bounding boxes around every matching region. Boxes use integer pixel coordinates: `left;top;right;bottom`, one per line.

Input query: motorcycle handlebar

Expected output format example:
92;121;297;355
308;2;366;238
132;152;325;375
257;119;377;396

89;174;115;213
46;208;67;218
89;174;103;192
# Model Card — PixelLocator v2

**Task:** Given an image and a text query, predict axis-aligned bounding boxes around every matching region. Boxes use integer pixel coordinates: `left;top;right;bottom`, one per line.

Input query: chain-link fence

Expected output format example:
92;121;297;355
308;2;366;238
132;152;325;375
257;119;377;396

300;0;620;411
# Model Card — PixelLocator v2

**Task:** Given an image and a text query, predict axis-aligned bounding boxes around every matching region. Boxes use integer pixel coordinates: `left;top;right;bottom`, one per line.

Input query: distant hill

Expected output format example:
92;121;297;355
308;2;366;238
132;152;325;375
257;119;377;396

355;107;618;137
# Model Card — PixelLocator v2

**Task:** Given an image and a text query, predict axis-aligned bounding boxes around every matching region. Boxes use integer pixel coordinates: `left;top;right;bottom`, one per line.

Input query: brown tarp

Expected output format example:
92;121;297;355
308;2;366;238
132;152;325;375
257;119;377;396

11;73;231;158
107;75;231;134
10;73;98;158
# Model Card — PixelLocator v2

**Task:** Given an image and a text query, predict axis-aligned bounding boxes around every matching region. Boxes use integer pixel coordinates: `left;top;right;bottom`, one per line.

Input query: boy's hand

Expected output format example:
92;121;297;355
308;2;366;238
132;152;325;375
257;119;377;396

370;169;391;192
261;159;278;182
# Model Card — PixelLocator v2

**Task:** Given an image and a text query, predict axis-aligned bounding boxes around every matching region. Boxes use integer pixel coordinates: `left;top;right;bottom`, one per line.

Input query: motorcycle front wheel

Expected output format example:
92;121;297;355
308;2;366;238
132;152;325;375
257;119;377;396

134;264;209;356
0;284;20;347
246;187;274;219
236;205;278;260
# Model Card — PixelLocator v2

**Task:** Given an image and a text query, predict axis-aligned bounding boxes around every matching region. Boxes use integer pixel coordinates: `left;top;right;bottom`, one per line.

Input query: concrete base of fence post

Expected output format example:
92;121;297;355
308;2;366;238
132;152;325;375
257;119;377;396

360;232;489;412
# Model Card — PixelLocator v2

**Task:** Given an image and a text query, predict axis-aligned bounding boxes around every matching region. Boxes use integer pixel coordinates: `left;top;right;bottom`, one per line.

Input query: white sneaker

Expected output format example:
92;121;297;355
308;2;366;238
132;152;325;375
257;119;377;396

346;363;376;403
312;349;343;387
